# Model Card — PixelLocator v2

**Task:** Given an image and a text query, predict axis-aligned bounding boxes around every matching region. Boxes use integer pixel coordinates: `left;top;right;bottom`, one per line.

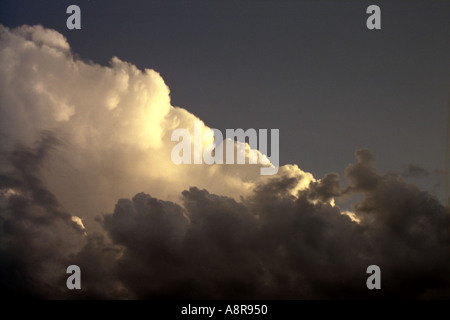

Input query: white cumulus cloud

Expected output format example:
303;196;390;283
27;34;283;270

0;24;315;232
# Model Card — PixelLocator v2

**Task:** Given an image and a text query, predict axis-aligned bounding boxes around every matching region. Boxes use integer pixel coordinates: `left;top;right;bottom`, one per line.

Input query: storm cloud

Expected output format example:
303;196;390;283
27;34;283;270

0;133;85;298
3;138;448;298
0;25;449;299
88;150;449;299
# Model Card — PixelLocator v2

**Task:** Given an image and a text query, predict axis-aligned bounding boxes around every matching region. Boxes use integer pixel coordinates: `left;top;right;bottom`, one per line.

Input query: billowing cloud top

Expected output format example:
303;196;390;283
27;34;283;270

0;25;449;299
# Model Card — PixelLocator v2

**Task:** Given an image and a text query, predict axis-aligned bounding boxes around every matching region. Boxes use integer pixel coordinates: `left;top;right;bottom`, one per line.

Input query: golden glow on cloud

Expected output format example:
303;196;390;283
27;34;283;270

342;211;361;223
0;24;317;231
71;216;87;234
0;188;21;198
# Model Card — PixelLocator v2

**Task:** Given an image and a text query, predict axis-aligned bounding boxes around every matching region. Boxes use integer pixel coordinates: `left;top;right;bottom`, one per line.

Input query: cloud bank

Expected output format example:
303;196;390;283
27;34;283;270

0;25;449;299
0;24;305;232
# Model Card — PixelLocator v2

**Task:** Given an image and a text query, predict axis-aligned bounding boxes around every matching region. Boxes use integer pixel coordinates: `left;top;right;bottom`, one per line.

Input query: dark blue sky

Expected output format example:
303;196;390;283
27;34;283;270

1;0;449;189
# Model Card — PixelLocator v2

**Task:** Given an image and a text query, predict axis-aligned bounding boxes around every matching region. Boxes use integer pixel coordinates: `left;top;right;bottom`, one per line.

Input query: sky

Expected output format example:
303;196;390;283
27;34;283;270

0;0;449;299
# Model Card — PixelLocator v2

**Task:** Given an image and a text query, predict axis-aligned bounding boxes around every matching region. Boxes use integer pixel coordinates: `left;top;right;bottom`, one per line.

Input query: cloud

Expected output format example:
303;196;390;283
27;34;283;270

402;164;430;178
0;133;86;298
64;149;446;299
0;25;449;299
89;151;449;299
0;24;312;235
345;150;450;298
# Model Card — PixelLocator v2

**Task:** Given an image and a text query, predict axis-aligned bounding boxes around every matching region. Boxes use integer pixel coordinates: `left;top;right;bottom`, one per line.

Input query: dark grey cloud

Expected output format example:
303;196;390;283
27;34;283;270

403;164;430;178
1;143;449;299
306;172;342;203
0;132;86;298
0;132;76;224
91;149;449;299
346;150;450;298
61;233;126;299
